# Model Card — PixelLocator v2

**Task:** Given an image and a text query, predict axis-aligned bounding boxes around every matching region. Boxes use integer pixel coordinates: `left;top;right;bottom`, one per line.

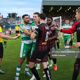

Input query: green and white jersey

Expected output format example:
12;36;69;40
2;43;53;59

20;23;32;44
62;24;72;36
30;21;38;43
31;21;38;30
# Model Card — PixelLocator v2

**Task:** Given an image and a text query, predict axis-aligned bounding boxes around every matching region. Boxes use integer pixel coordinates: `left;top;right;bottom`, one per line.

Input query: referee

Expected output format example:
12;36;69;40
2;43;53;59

0;24;20;74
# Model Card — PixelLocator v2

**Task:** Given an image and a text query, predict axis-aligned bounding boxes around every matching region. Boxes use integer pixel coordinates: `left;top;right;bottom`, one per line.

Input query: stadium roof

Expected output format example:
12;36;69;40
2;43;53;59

42;0;80;5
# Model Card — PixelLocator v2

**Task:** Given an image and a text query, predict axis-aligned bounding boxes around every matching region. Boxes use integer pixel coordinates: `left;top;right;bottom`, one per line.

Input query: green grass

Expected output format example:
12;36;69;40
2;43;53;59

0;37;80;80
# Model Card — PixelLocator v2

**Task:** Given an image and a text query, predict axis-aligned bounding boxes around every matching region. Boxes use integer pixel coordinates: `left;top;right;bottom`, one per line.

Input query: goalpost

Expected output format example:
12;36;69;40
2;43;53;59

53;16;63;39
53;16;62;29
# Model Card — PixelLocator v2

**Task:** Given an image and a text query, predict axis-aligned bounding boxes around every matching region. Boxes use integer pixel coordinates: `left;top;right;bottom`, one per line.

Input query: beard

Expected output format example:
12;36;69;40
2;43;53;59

24;21;29;25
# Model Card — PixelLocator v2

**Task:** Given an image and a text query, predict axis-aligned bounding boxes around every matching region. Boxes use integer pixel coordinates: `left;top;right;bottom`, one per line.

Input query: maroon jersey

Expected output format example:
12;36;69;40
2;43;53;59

36;23;47;45
30;23;48;61
48;24;58;49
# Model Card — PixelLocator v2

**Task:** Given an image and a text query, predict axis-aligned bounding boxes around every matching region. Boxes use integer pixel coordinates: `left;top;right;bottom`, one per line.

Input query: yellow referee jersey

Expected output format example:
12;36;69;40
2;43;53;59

15;25;20;31
0;26;3;42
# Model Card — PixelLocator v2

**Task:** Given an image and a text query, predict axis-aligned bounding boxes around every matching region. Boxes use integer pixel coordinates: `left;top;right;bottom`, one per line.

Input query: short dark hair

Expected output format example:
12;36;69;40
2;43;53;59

22;14;30;19
47;16;53;20
33;12;40;16
39;13;46;20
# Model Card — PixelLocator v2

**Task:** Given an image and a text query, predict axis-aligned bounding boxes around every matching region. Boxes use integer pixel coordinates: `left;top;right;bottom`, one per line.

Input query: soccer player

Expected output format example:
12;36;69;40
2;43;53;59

29;13;52;80
32;12;41;70
62;19;72;48
58;8;80;80
47;17;58;71
15;14;33;80
0;24;19;74
29;12;41;80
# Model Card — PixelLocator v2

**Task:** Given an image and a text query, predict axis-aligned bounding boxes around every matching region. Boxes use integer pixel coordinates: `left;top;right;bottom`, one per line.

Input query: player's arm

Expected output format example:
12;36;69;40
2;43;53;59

30;27;39;40
19;26;32;36
24;29;32;36
49;35;57;40
71;34;74;40
60;27;75;34
49;30;58;40
30;31;37;40
0;33;20;40
60;22;80;34
22;28;32;36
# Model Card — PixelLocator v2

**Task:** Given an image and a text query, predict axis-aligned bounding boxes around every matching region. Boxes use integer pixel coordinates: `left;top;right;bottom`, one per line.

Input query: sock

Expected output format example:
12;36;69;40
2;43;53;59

25;64;32;77
30;67;40;80
48;54;51;60
15;65;21;78
52;58;57;64
72;59;80;80
36;64;40;69
25;64;29;72
57;41;59;49
72;64;79;80
44;68;52;80
50;60;53;65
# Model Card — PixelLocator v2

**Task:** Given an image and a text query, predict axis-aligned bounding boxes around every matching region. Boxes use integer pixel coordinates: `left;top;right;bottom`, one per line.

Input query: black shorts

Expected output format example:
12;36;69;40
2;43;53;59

16;31;19;34
0;43;3;58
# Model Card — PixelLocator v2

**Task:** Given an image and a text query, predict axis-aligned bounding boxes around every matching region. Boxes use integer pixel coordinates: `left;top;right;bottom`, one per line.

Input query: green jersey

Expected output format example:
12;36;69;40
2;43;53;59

20;23;32;44
62;24;71;36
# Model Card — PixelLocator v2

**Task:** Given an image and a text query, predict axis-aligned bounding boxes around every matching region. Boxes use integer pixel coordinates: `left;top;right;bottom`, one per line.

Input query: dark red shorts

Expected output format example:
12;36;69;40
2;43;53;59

29;55;48;63
29;44;48;63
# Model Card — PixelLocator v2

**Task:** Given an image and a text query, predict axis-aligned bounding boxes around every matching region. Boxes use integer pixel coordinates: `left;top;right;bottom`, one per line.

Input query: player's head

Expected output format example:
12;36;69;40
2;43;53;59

33;12;40;24
75;7;80;21
22;14;30;24
39;13;46;21
47;16;53;25
65;19;70;24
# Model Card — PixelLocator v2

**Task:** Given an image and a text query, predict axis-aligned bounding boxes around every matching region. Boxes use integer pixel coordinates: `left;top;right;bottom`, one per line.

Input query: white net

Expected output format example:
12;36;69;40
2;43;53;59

53;16;63;39
53;16;62;29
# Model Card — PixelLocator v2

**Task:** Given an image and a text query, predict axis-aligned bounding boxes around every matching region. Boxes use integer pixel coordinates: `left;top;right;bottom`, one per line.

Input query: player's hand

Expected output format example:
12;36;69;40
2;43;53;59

30;32;36;40
55;27;61;31
75;42;80;48
42;42;47;45
17;34;20;37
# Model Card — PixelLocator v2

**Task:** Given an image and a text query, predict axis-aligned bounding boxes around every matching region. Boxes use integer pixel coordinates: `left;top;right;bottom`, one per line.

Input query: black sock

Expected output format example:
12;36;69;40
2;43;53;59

72;59;80;80
30;67;40;80
57;42;60;49
72;64;79;80
48;54;51;60
44;68;52;80
52;58;57;64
